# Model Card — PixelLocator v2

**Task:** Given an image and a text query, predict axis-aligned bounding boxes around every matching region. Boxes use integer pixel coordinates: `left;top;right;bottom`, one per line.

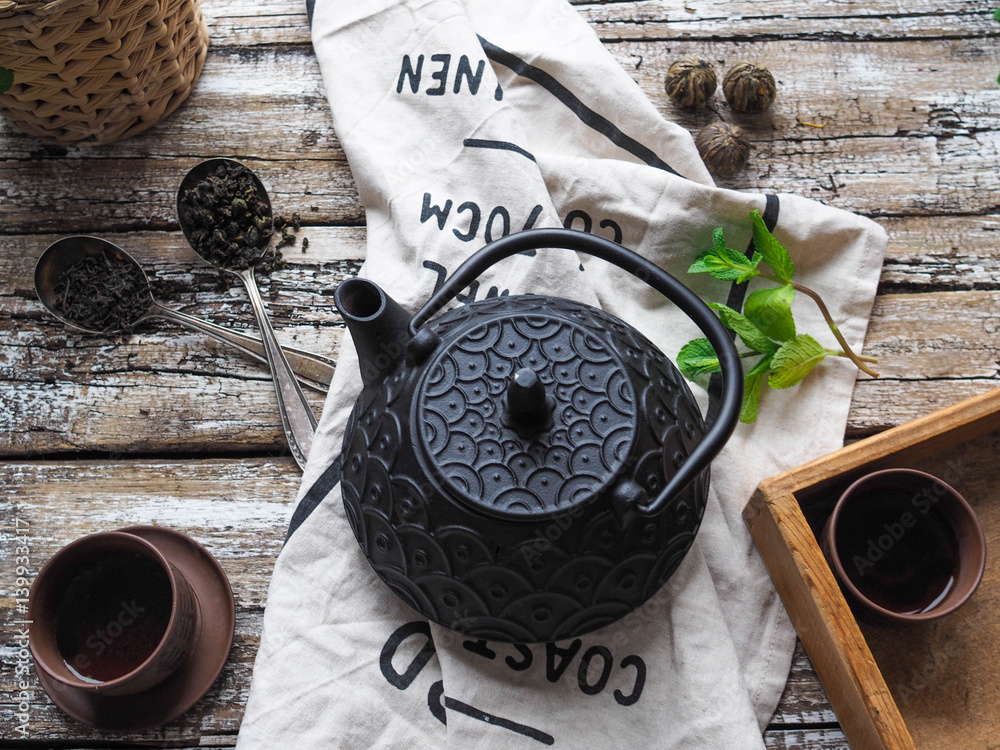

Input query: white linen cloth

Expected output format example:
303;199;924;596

237;0;886;747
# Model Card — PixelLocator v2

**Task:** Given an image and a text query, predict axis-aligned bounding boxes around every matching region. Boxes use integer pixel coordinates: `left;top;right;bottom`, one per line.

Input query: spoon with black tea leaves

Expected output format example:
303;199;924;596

177;158;318;469
35;236;336;393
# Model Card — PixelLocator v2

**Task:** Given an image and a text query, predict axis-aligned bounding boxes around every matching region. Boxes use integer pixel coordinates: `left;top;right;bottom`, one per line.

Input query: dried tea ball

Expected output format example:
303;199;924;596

695;122;753;177
722;61;777;113
664;56;717;109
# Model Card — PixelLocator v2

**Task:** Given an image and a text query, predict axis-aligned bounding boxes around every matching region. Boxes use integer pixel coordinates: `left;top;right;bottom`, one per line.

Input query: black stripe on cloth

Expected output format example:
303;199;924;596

285;454;343;543
706;194;781;424
464;138;537;162
444;696;555;745
477;35;681;177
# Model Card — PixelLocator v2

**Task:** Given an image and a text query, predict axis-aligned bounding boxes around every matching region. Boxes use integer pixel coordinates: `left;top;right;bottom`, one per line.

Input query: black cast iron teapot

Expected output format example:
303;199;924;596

334;228;742;643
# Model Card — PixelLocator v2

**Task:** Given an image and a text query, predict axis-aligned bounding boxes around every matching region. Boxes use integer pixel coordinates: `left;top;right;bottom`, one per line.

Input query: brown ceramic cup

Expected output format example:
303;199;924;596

821;468;986;625
28;531;200;696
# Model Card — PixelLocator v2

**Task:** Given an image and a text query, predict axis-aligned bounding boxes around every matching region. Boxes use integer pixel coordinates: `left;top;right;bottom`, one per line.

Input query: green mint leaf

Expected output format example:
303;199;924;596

736;251;763;284
688;246;761;282
0;67;12;95
712;226;728;253
741;370;763;423
708;302;777;354
995;7;1000;22
677;338;721;379
739;353;774;423
769;334;828;388
750;209;794;284
744;284;796;341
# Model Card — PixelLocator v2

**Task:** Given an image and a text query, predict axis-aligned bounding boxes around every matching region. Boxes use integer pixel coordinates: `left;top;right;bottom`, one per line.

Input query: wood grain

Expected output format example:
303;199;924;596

3;37;999;229
7;277;1000;453
0;458;295;742
2;0;999;744
203;0;1000;48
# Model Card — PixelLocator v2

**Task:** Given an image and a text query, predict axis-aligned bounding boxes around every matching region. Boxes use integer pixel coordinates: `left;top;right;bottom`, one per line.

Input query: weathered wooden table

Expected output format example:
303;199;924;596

2;1;998;747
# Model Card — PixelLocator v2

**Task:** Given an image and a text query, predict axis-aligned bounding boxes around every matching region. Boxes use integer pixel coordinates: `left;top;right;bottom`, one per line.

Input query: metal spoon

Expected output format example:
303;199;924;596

35;236;336;393
177;158;318;469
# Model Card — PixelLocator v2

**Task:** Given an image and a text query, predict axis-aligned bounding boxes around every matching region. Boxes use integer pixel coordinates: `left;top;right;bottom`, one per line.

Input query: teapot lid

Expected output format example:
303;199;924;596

415;299;641;520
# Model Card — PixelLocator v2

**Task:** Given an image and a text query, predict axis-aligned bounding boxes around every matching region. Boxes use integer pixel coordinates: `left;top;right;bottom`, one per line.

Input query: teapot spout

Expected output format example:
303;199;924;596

334;278;413;389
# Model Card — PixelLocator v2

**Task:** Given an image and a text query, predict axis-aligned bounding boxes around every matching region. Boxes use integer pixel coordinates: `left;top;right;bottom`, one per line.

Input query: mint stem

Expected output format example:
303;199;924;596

760;272;879;377
829;350;878;363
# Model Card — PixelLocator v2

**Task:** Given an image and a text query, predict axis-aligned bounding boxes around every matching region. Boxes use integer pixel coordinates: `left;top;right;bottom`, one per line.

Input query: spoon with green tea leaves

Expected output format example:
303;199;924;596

178;158;317;469
35;236;335;393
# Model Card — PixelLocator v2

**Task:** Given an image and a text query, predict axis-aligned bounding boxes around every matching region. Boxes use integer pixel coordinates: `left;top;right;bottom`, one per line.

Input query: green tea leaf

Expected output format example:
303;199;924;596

744;284;796;341
0;67;12;95
769;334;828;388
677;338;721;379
750;209;794;284
708;303;777;354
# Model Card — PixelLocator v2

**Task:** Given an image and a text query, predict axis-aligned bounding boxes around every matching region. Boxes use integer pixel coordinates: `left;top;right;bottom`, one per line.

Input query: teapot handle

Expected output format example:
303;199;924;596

408;228;742;516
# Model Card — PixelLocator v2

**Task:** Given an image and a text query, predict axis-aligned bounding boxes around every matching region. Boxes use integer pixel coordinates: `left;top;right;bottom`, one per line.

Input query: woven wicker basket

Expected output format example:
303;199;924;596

0;0;208;145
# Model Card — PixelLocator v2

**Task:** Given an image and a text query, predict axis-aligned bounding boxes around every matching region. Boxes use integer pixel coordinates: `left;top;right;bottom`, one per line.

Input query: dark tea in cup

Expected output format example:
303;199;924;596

822;468;986;624
55;551;173;682
29;531;199;696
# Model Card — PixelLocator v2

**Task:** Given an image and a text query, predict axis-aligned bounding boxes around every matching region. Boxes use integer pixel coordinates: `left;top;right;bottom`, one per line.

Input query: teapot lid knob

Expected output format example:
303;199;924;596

507;367;550;430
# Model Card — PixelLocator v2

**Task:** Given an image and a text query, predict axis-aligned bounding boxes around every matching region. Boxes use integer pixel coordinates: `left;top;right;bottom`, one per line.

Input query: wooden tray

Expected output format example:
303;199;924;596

744;387;1000;750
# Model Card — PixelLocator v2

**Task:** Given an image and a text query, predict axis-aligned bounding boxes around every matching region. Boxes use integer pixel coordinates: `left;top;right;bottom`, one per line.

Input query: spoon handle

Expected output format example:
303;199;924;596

235;268;318;469
149;303;335;392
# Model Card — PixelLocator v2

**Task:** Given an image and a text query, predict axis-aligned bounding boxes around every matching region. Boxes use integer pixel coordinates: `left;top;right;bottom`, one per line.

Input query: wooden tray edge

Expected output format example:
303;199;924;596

744;386;1000;750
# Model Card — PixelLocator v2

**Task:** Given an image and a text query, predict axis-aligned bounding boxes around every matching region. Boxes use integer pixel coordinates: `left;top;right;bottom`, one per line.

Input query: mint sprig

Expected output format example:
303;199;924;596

688;228;762;283
0;67;12;95
678;209;879;423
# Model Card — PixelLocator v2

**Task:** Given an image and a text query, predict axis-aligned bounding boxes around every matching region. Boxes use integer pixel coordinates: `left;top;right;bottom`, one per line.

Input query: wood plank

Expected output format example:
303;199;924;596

199;0;1000;48
772;642;839;726
765;387;1000;499
0;458;298;602
0;726;857;750
8;276;1000;453
847;379;1000;439
582;0;999;42
0;457;297;742
763;727;850;750
1;229;358;455
5;223;1000;452
880;215;1000;291
3;36;999;231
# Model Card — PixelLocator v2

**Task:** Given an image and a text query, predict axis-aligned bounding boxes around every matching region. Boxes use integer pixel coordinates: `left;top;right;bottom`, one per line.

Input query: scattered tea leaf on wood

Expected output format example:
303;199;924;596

277;229;296;249
52;252;150;333
179;161;283;273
